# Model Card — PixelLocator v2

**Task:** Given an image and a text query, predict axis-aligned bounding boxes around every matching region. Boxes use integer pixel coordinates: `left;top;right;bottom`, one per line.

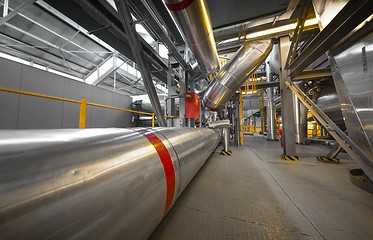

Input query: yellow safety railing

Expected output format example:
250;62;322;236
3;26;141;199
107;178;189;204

0;86;156;128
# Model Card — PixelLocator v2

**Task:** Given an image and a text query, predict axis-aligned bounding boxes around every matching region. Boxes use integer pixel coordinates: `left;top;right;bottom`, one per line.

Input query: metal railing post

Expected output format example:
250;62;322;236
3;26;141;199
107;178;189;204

79;99;87;128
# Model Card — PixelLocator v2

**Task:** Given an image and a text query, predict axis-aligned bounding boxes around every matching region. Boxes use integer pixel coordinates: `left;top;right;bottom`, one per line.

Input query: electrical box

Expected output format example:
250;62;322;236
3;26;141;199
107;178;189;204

185;92;200;119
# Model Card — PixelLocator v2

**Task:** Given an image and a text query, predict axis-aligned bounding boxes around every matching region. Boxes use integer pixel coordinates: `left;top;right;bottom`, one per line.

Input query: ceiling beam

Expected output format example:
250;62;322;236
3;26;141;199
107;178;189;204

288;0;373;77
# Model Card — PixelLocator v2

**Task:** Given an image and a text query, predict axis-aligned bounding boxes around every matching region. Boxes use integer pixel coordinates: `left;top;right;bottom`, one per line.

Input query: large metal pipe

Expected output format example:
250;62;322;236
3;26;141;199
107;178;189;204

0;127;220;239
164;0;220;75
203;40;273;110
314;85;346;131
293;92;308;143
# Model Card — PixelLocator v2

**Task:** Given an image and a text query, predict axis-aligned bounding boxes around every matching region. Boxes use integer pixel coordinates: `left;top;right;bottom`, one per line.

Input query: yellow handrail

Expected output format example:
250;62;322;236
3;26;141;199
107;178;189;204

0;86;156;128
0;87;80;104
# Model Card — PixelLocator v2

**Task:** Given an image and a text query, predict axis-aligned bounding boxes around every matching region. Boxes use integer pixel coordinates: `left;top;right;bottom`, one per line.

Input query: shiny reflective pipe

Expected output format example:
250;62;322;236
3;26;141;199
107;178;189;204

0;127;220;239
164;0;220;75
266;59;277;141
203;40;273;110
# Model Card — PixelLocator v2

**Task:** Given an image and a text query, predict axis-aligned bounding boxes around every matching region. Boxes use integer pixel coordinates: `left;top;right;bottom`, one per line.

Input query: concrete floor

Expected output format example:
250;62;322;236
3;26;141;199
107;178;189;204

151;135;373;240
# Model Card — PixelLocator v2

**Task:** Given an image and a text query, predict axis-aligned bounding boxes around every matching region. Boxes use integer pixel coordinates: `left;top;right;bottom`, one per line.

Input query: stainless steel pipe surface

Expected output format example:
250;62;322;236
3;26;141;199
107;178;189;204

266;59;277;141
209;119;230;129
203;40;273;110
164;0;220;75
0;127;220;239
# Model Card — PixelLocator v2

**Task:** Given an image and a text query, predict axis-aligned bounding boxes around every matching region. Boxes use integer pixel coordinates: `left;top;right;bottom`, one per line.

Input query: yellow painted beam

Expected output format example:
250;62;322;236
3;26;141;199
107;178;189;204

79;99;87;128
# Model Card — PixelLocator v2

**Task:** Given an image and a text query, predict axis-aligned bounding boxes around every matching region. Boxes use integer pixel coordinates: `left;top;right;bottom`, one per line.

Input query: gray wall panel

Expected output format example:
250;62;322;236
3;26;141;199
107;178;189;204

0;58;22;89
0;92;19;129
111;93;133;127
0;59;22;129
91;86;113;128
20;66;65;97
62;80;92;128
18;65;64;129
18;95;64;129
0;59;132;129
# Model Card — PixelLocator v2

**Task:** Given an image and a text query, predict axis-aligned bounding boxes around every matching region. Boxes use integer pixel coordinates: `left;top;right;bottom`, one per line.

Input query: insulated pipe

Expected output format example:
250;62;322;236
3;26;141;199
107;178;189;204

0;128;220;239
223;127;230;152
293;93;308;143
164;0;220;75
209;119;230;129
266;60;277;140
203;40;273;110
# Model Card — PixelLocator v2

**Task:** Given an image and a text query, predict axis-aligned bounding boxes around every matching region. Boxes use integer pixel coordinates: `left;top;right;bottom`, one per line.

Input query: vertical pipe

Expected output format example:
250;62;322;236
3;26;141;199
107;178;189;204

266;60;277;140
79;99;87;128
152;113;155;128
260;89;265;136
293;93;307;143
223;127;230;152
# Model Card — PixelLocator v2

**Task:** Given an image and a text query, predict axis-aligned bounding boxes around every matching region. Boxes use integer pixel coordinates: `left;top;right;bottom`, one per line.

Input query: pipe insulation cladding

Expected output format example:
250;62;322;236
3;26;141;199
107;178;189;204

0;127;220;239
164;0;220;75
203;40;273;110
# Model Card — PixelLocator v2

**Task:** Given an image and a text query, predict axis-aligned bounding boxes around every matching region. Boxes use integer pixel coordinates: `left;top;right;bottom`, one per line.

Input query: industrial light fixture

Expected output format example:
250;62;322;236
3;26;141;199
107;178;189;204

245;18;319;40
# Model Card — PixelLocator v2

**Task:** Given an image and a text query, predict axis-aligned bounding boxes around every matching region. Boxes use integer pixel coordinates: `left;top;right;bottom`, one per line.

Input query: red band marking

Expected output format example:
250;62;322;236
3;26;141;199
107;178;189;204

203;100;220;111
145;133;175;216
166;0;195;12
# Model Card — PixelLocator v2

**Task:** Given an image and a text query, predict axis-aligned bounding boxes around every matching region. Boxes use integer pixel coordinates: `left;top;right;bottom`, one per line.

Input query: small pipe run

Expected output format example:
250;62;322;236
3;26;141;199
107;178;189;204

209;120;230;152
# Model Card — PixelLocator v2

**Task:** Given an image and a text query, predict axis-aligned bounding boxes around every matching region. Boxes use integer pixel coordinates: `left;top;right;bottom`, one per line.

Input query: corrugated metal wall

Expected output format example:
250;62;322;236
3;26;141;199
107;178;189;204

0;58;133;129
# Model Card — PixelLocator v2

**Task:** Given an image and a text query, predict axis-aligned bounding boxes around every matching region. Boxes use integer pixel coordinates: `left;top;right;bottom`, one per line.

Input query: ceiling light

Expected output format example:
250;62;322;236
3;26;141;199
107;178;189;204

246;18;318;40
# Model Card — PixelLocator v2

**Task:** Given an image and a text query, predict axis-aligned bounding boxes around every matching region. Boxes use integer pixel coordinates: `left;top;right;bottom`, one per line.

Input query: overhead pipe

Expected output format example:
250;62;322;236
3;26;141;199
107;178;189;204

164;0;220;76
203;40;273;110
0;127;220;239
213;0;300;41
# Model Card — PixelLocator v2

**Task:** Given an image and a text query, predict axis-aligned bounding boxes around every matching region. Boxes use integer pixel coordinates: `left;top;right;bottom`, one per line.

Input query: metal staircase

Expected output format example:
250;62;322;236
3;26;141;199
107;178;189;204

285;81;373;179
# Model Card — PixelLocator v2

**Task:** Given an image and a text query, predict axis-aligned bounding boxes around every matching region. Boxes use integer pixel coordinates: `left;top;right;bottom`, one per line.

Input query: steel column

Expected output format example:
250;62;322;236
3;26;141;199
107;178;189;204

114;0;166;127
288;0;373;76
279;37;296;156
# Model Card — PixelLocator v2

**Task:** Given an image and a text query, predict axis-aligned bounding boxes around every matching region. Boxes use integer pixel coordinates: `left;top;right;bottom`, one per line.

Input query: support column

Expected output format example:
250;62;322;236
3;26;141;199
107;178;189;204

178;69;186;127
234;99;240;147
279;37;296;156
166;59;177;127
266;60;277;140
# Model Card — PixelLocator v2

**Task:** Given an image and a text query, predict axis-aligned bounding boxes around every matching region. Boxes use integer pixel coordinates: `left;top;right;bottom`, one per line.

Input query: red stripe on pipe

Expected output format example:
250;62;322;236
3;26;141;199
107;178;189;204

203;101;220;111
145;133;176;217
165;0;195;12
